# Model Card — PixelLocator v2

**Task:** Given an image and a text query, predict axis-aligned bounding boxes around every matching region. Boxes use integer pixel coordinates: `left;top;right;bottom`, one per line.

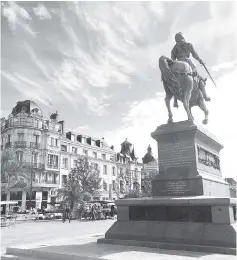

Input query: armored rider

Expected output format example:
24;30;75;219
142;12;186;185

171;32;210;107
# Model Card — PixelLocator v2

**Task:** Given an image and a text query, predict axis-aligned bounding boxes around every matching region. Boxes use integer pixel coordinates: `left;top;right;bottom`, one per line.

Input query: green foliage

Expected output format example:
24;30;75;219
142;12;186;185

82;192;92;202
124;189;142;199
57;156;102;208
1;150;32;193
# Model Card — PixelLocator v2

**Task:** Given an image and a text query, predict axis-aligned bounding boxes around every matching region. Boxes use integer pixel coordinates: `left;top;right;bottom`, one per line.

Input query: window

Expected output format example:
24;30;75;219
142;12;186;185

103;165;107;175
93;151;97;158
102;154;106;160
103;181;107;191
73;160;77;168
55;139;59;147
17;133;24;141
126;180;129;186
50;137;54;146
112;167;116;176
47;154;59;168
61;145;67;152
32;152;38;165
134;168;138;179
72;147;77;154
16;151;23;163
33;134;39;144
112;180;116;190
7;134;11;143
83;149;88;156
94;163;98;170
62;158;68;169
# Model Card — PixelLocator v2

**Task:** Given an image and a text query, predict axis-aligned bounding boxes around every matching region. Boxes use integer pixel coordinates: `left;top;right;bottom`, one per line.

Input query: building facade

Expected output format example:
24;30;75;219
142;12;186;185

116;139;143;198
1;100;144;211
60;131;117;200
1;101;64;211
141;145;159;193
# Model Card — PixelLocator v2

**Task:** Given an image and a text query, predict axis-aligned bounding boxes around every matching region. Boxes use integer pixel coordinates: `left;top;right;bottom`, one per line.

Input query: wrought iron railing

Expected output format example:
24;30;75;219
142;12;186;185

47;164;59;169
15;141;26;148
30;142;40;149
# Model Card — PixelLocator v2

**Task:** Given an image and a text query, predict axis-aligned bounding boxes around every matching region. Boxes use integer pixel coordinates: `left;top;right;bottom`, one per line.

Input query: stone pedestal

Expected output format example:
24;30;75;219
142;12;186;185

151;121;230;197
98;121;236;254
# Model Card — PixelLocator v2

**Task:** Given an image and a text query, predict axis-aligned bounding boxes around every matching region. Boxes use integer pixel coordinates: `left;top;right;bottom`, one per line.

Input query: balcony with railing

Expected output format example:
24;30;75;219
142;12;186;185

15;141;26;148
1;118;43;131
47;164;59;170
33;179;59;187
21;162;45;169
30;142;40;149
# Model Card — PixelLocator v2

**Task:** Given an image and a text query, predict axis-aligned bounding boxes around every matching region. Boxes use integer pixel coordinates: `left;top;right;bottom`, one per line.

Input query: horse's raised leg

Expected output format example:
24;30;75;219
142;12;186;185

198;95;209;124
165;93;173;124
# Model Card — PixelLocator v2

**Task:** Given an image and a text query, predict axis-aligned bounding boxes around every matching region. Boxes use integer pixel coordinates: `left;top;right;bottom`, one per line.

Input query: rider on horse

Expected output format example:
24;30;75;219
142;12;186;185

171;32;211;107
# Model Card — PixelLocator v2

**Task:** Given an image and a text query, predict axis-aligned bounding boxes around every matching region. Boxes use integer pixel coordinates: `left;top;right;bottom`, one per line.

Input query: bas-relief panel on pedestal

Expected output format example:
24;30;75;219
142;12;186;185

197;146;220;171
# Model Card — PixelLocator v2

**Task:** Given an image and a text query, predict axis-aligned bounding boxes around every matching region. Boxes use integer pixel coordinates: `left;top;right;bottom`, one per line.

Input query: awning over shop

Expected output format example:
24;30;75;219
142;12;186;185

0;201;18;205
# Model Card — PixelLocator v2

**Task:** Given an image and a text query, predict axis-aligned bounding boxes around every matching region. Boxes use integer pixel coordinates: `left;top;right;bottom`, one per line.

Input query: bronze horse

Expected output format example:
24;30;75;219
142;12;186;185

159;55;208;124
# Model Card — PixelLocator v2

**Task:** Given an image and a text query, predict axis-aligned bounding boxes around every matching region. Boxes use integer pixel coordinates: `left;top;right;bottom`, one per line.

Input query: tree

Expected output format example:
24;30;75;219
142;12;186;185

57;156;102;208
1;150;31;194
141;170;158;197
57;171;82;209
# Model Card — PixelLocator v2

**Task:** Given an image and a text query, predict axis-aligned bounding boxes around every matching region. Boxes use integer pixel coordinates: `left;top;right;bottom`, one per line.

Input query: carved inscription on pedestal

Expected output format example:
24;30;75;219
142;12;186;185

160;180;191;196
159;141;194;169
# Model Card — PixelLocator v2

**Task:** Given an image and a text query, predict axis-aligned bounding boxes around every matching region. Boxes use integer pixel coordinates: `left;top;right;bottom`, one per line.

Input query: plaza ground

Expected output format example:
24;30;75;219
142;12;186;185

1;219;235;260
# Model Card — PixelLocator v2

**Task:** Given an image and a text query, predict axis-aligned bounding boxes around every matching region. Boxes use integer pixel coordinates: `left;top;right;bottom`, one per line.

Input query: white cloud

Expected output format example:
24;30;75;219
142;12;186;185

33;4;52;20
2;2;36;36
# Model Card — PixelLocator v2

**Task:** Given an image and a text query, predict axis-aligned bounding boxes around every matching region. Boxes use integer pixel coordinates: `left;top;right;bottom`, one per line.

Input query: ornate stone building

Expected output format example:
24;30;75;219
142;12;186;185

1;101;63;210
116;139;143;198
1;101;143;210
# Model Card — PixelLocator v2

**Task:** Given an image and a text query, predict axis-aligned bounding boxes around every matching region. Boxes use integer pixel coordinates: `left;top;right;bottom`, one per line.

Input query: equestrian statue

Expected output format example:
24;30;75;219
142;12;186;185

159;32;216;125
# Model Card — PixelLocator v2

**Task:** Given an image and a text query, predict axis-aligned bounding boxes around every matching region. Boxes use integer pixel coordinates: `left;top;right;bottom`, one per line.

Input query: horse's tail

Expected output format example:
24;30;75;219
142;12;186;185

159;55;181;97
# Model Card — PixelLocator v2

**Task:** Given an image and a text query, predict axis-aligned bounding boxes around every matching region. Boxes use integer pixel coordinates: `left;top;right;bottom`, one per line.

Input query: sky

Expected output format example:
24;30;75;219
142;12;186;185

1;1;237;178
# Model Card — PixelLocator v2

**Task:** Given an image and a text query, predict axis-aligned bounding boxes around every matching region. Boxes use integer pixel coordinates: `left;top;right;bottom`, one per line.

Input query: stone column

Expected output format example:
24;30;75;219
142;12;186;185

6;191;10;213
22;191;27;210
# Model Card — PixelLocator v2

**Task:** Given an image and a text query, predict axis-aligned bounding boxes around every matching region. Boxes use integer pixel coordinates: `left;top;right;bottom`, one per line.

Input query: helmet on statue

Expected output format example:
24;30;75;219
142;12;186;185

175;32;185;43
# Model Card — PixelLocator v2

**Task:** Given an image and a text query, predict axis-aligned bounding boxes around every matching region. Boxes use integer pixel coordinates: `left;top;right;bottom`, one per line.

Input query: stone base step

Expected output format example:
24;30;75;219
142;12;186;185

97;238;236;255
5;248;103;260
1;255;48;260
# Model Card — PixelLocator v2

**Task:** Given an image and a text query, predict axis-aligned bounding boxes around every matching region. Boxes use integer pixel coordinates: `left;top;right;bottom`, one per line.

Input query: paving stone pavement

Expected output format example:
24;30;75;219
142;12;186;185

1;220;236;260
